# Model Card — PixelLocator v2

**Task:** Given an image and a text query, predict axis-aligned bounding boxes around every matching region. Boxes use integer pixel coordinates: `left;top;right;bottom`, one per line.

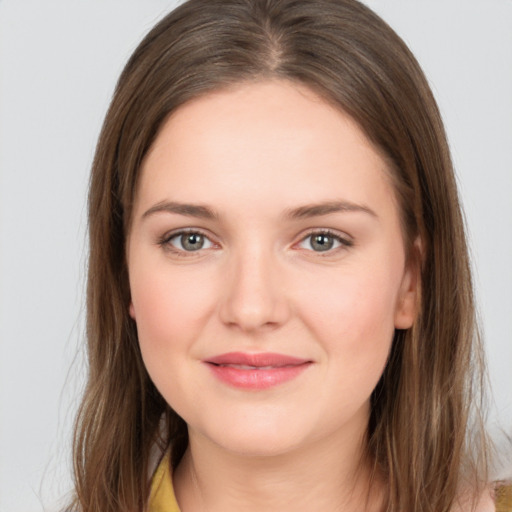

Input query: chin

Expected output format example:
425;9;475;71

189;406;313;458
212;429;306;458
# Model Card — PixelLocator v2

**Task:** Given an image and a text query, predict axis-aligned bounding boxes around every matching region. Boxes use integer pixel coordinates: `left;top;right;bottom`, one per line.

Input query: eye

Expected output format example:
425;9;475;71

298;231;352;253
163;230;214;252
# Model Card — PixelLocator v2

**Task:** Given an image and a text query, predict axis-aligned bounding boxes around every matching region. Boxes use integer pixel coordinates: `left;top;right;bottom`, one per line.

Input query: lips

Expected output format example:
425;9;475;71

204;352;312;389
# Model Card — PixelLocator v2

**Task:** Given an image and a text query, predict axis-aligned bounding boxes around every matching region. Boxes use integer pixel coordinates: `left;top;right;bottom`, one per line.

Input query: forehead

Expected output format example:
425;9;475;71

136;79;396;218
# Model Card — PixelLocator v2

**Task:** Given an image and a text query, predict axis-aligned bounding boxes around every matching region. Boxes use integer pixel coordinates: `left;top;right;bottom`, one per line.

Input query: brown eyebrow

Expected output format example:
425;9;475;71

142;199;377;222
142;201;218;220
284;201;377;219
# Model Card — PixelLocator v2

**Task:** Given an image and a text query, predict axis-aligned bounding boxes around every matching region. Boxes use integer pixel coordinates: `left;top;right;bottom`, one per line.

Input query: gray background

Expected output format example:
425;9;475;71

1;1;511;510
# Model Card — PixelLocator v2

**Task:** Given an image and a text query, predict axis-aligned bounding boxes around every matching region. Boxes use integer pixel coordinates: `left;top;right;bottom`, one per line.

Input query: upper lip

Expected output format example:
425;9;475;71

205;352;311;367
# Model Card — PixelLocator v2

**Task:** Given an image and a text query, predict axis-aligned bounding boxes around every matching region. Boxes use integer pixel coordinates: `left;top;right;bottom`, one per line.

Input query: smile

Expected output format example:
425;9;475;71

216;364;291;370
204;352;313;390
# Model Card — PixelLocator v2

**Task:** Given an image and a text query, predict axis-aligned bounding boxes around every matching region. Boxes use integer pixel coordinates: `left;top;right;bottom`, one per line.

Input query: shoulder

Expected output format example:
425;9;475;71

472;489;496;512
451;487;496;512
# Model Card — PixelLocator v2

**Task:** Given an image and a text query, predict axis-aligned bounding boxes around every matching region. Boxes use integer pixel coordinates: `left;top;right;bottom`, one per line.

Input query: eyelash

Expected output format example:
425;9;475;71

297;229;354;255
158;228;353;256
158;228;215;257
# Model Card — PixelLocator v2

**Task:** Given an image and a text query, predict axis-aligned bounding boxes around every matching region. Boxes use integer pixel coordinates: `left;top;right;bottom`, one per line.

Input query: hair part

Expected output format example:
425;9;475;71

71;1;489;510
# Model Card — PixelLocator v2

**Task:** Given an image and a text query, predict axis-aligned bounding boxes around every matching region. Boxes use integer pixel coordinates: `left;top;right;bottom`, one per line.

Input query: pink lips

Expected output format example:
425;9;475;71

204;352;312;390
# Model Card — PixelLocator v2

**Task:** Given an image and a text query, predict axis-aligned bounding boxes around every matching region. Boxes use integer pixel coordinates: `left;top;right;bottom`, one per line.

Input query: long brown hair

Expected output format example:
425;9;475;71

71;0;489;510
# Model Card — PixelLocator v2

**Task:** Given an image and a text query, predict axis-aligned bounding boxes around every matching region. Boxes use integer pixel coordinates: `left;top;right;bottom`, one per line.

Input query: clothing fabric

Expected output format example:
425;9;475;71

494;482;512;512
148;451;180;512
147;449;511;512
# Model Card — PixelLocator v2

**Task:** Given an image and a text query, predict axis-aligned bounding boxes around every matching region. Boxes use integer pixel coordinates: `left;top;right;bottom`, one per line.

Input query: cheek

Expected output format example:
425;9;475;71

297;260;401;388
304;267;398;336
129;262;217;385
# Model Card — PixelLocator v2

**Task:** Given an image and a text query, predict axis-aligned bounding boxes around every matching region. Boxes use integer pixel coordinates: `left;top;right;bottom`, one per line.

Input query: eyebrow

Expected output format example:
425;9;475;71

142;201;217;220
284;200;377;220
141;199;377;221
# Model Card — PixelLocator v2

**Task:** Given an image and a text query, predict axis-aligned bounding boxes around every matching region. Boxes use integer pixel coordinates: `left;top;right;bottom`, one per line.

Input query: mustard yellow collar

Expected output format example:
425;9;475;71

147;450;512;512
149;451;181;512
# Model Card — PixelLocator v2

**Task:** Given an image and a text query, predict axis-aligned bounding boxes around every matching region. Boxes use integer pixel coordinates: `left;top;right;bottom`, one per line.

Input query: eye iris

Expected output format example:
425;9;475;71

181;233;204;251
311;234;334;251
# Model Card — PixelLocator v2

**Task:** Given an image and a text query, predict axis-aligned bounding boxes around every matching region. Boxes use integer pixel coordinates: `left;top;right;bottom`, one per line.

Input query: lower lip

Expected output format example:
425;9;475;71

206;363;312;390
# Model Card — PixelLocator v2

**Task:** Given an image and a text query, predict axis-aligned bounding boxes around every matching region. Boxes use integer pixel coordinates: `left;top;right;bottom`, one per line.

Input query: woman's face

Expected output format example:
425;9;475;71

127;80;418;457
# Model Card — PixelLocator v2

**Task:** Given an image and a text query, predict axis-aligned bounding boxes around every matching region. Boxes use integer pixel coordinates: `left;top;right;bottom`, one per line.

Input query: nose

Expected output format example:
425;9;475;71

219;245;290;332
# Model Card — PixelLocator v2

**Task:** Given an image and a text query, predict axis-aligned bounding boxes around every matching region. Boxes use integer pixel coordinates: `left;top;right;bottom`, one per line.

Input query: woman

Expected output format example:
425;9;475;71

70;0;494;510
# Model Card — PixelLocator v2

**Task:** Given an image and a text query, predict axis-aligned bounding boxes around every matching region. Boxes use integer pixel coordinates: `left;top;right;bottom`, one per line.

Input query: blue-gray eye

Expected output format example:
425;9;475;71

169;232;213;251
299;232;347;252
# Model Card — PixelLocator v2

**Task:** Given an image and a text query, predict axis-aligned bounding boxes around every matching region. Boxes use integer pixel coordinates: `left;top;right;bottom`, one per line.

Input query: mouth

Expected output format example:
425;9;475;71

203;352;313;390
212;364;295;370
205;351;310;367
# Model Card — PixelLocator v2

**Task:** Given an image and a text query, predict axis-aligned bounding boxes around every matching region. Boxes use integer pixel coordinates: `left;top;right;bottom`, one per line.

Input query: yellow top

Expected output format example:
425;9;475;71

148;451;180;512
495;482;512;512
148;452;511;512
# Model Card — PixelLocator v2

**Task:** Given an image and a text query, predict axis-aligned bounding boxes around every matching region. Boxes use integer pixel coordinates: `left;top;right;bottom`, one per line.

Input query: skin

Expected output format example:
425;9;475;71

127;80;420;512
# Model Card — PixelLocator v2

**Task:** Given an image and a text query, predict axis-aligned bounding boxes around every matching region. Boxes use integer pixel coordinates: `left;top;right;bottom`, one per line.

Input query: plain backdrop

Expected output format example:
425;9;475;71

0;1;511;511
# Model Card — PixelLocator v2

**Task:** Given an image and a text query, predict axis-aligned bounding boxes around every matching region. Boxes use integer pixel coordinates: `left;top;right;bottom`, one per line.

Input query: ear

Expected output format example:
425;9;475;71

394;237;422;329
129;301;136;320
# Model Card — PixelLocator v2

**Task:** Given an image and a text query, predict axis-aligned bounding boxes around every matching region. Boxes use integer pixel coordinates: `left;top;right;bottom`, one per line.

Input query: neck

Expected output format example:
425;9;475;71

173;427;385;512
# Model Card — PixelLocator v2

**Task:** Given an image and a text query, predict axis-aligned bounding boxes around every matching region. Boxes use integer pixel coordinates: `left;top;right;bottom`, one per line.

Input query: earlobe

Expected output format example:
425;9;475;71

129;302;136;320
394;238;422;330
394;271;417;329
